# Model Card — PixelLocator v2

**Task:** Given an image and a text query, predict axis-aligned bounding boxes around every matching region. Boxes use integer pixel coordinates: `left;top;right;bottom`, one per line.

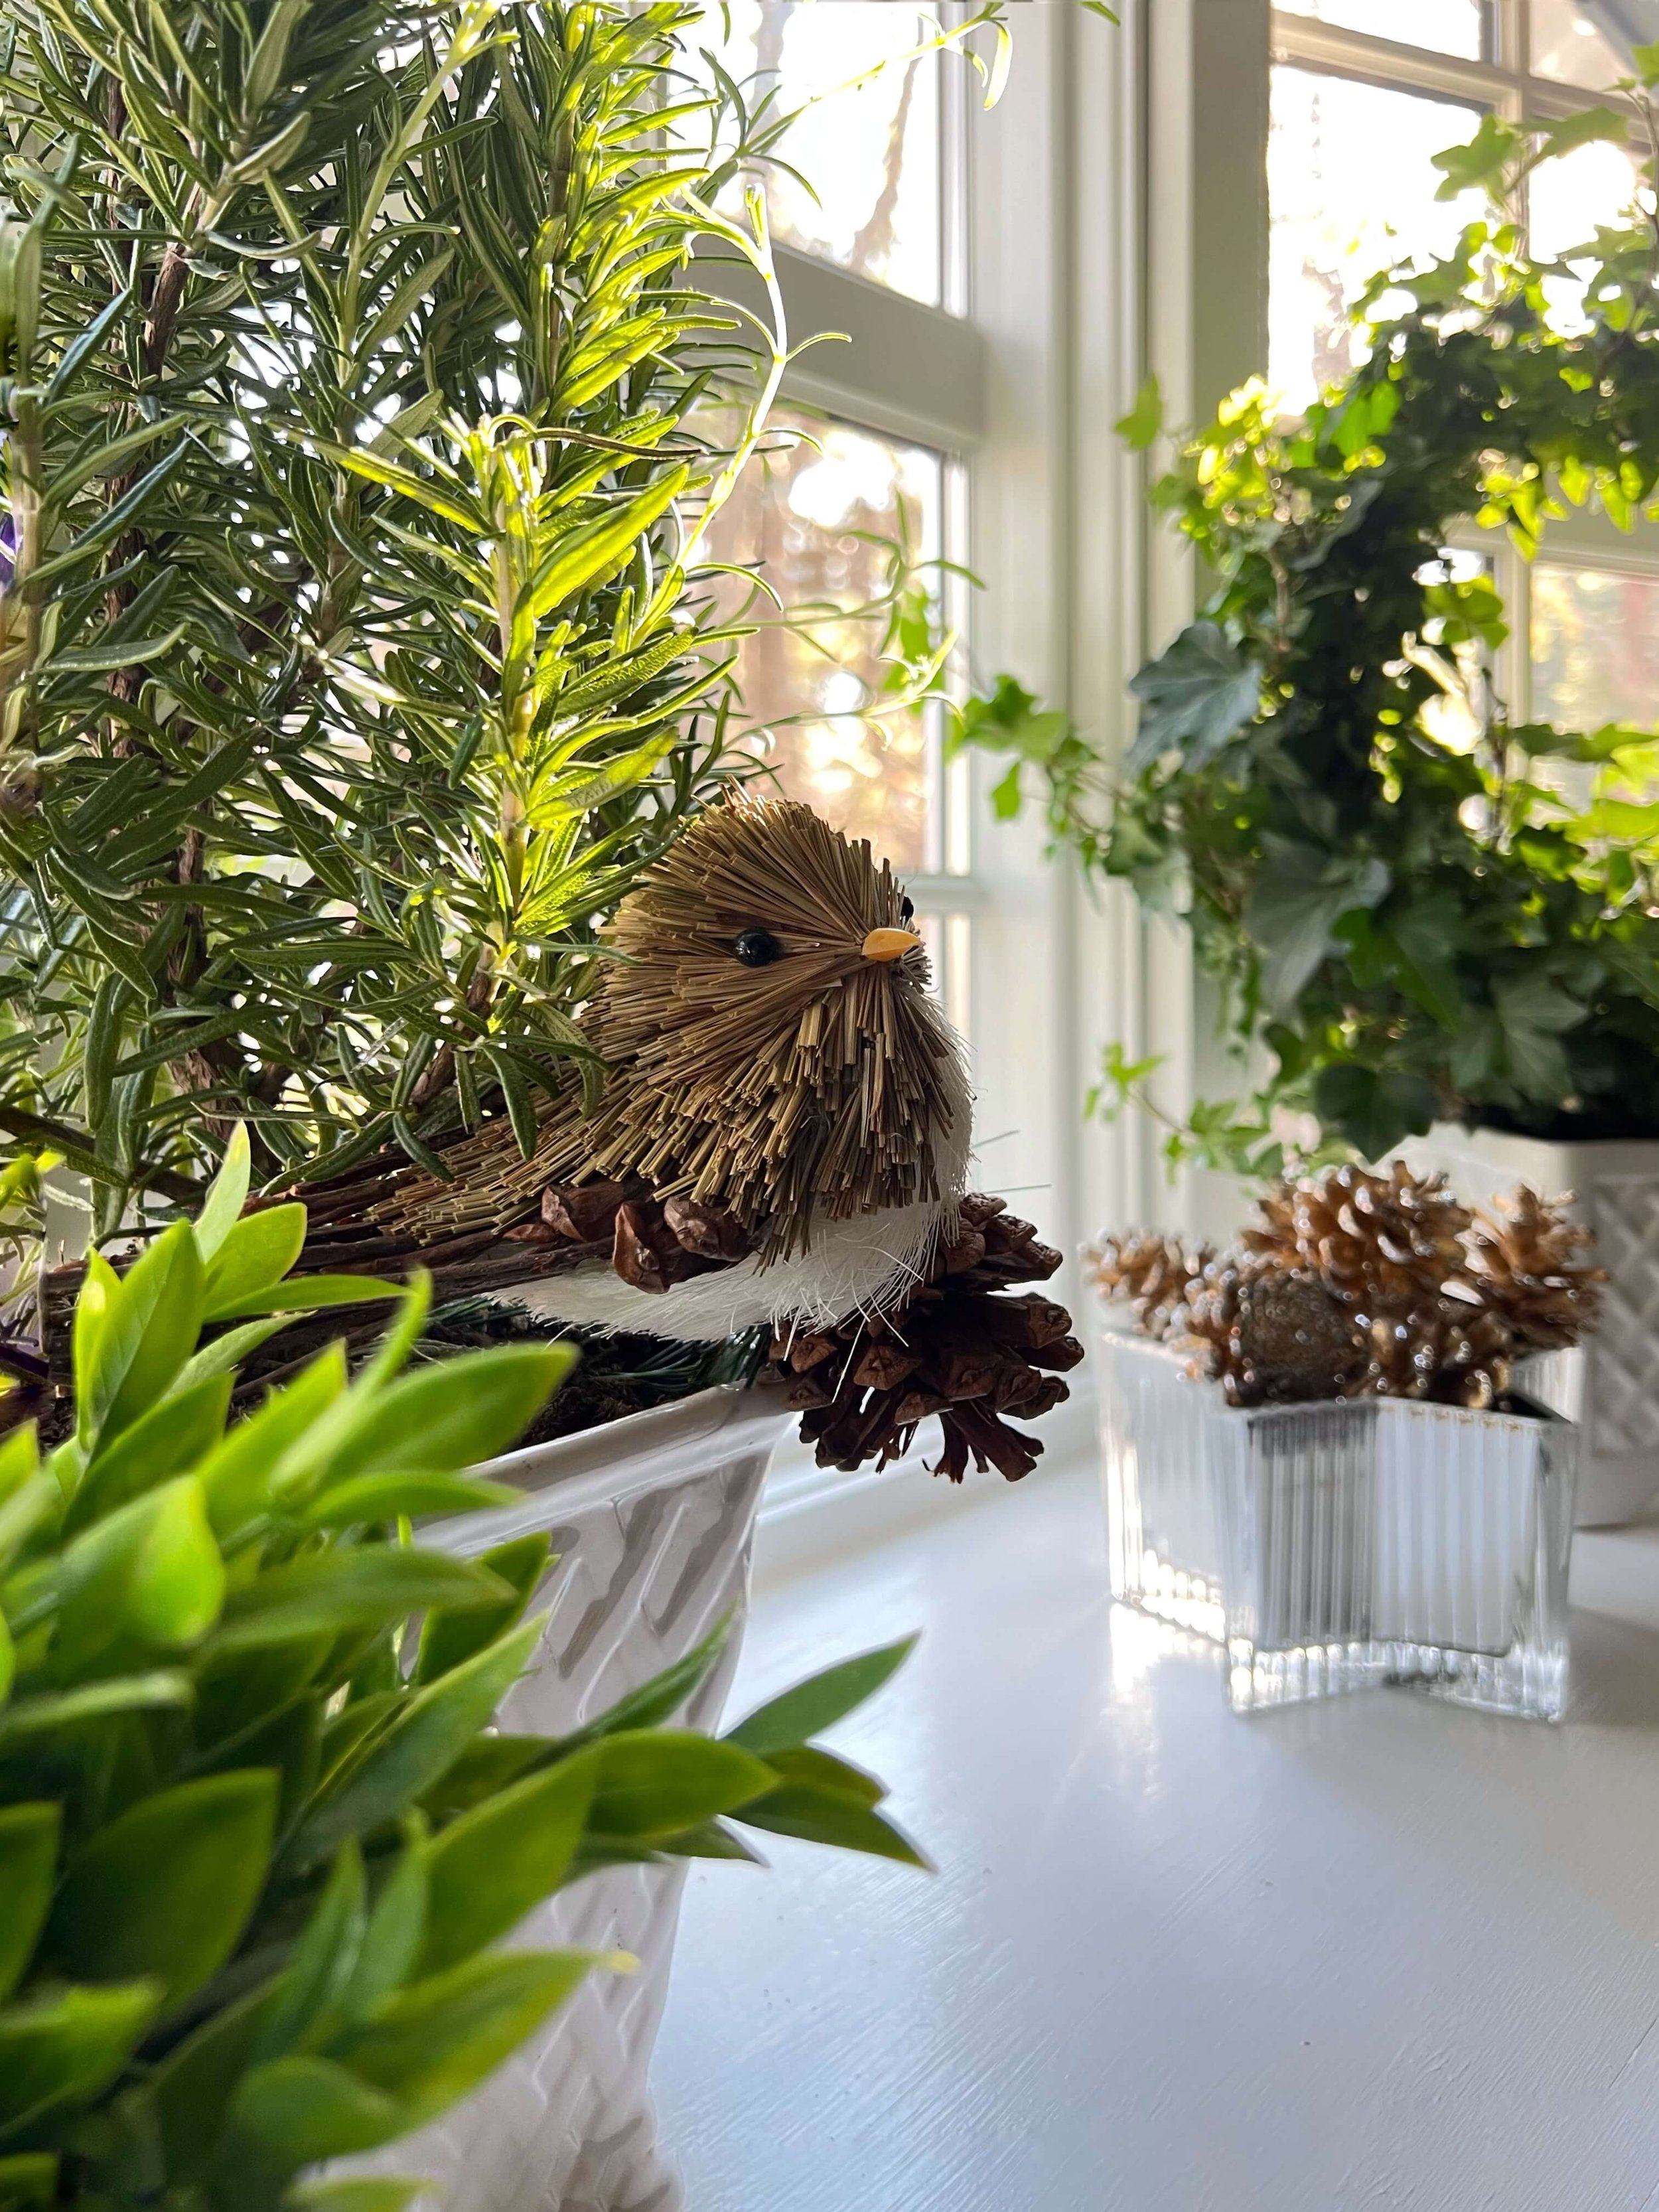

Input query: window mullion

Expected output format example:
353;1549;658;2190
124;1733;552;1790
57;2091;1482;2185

1502;0;1528;73
1271;13;1512;102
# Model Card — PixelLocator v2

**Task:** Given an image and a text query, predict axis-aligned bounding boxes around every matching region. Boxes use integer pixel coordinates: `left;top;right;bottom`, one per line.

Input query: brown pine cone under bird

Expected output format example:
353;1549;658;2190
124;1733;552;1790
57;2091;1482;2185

281;796;1083;1479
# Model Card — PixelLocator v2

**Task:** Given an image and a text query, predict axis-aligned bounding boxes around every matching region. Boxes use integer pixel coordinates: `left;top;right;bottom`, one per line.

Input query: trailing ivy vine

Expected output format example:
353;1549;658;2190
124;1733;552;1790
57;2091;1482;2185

965;59;1659;1164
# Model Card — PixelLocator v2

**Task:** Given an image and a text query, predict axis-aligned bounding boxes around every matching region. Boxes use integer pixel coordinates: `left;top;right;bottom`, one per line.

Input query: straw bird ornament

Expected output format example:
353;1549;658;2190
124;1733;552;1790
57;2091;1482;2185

295;796;1082;1477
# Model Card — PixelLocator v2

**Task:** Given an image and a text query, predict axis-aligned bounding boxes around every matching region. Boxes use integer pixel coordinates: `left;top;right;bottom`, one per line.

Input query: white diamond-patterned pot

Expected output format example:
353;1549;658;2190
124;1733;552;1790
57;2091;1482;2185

336;1384;790;2212
1398;1126;1659;1526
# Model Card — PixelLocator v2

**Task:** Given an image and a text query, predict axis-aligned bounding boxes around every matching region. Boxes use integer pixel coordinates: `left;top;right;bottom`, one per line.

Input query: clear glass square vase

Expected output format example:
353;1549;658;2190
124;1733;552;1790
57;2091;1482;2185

1096;1324;1578;1722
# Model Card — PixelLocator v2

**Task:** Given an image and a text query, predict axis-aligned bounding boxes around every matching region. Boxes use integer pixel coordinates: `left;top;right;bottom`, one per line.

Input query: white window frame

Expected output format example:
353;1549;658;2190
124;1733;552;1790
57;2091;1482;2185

706;7;1143;1552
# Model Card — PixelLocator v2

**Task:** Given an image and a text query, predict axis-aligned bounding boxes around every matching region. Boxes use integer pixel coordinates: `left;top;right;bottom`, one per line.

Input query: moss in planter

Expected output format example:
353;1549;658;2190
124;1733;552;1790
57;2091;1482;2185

411;1303;772;1449
10;1299;770;1453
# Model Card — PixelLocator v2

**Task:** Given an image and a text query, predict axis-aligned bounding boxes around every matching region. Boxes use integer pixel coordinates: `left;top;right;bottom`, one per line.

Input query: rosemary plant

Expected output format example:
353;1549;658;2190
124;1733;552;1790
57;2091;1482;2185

0;0;1004;1268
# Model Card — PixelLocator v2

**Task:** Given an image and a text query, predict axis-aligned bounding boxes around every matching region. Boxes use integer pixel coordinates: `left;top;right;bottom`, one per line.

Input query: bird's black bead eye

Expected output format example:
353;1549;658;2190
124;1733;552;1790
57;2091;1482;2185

899;895;915;924
733;927;784;968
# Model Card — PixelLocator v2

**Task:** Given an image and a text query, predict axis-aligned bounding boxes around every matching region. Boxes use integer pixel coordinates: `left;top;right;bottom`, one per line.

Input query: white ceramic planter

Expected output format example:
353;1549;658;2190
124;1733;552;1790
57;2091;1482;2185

1398;1124;1659;1526
340;1384;790;2212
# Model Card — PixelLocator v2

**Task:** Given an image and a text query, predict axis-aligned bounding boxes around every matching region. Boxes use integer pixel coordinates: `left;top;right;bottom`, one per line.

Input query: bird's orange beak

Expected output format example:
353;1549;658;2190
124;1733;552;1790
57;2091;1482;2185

861;927;924;963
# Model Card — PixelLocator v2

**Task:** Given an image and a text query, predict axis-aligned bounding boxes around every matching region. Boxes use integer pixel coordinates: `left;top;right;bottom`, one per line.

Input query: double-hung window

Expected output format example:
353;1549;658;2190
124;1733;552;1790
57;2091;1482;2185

674;5;1133;1511
683;5;1126;1296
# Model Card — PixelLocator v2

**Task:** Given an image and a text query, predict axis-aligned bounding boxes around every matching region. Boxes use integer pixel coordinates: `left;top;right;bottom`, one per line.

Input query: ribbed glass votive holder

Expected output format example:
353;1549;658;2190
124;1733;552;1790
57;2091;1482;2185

1097;1323;1226;1641
1096;1324;1578;1722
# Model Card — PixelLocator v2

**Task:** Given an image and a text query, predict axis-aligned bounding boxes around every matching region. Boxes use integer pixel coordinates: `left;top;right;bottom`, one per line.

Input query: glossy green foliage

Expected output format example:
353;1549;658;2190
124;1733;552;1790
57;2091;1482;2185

0;1140;922;2208
961;91;1659;1159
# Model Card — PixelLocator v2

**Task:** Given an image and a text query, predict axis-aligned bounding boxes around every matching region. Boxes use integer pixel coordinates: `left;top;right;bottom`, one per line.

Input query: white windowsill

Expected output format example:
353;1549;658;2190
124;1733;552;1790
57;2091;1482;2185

754;1381;1096;1593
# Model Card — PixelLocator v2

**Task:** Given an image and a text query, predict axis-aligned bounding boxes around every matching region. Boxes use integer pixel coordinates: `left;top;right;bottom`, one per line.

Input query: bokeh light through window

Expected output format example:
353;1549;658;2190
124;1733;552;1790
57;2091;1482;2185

1267;69;1482;415
1533;565;1659;734
1275;0;1486;58
1530;131;1646;331
684;1;943;306
699;407;945;874
1530;0;1656;88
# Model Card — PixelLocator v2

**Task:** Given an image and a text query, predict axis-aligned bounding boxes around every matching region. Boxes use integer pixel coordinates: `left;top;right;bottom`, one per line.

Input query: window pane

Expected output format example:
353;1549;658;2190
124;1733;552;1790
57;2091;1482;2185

1531;135;1642;257
1529;133;1644;328
1532;565;1659;732
1276;0;1487;59
701;410;944;873
1530;0;1655;88
685;2;942;307
1269;69;1483;414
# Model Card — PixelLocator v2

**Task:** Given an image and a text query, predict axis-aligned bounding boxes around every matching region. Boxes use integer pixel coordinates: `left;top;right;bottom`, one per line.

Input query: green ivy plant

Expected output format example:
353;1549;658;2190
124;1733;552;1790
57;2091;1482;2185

962;60;1659;1165
0;0;1005;1252
0;1134;922;2211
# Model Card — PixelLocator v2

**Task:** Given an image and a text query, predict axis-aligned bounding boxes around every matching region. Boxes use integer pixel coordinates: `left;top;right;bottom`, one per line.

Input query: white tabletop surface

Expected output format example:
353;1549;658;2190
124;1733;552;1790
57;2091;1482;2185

651;1455;1659;2212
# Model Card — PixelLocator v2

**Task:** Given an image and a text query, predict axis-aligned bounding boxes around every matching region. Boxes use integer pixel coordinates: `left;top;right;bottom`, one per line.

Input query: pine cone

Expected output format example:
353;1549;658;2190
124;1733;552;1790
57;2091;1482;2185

1360;1301;1516;1409
1453;1186;1605;1353
1242;1160;1471;1318
1178;1258;1246;1382
1086;1231;1210;1341
1097;1164;1601;1416
1183;1264;1365;1408
772;1196;1083;1480
531;1181;754;1294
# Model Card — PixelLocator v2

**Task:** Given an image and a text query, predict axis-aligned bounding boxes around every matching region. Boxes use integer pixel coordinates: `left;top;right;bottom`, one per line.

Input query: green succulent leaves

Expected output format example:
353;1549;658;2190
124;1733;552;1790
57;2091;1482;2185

0;1140;922;2207
47;1773;279;2009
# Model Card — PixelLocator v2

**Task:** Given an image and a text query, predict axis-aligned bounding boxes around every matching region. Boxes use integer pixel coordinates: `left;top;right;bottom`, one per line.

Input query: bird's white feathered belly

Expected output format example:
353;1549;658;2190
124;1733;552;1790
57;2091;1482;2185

507;1193;953;1341
510;1059;974;1343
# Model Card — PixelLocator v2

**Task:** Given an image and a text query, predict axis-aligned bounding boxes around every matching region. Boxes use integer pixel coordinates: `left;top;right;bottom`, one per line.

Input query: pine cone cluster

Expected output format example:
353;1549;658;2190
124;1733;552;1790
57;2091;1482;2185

1241;1161;1471;1308
508;1179;753;1293
1086;1231;1211;1341
771;1195;1086;1481
1455;1185;1603;1354
1092;1163;1605;1411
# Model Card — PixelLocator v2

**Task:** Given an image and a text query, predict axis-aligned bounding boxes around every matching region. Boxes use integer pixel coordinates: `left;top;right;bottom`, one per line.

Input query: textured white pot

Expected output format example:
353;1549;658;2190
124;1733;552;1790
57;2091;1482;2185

340;1383;791;2212
1398;1124;1659;1527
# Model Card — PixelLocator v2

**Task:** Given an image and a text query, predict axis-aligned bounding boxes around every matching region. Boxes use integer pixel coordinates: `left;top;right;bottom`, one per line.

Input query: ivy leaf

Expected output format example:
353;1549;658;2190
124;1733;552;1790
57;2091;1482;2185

1386;895;1465;1030
988;763;1023;820
950;674;1072;765
1312;1065;1439;1162
1539;107;1630;163
1449;1011;1504;1093
1432;113;1520;202
1115;374;1162;451
1127;623;1261;774
1242;840;1390;1012
1494;974;1584;1101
